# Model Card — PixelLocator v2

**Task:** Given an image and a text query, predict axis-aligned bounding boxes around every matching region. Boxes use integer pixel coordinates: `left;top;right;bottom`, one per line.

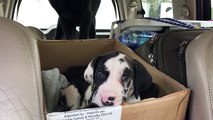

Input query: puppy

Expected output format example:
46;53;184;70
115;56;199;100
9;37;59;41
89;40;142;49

61;51;158;110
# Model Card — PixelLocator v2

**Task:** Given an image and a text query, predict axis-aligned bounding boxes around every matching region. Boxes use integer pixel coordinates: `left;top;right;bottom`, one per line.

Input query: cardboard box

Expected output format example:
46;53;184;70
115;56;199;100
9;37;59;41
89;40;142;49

38;39;190;120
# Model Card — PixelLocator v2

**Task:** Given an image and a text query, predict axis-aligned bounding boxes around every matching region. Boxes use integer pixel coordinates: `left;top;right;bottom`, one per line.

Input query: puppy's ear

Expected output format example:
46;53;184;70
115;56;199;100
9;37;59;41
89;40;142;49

84;56;101;84
133;60;153;99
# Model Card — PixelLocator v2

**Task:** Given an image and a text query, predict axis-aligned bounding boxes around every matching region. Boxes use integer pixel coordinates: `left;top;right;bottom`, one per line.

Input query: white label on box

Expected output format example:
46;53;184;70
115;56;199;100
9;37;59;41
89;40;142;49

47;106;122;120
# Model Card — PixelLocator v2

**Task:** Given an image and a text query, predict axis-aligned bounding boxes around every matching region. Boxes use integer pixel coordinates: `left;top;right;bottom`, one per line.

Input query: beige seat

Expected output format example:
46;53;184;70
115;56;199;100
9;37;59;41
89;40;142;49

0;17;44;120
27;26;46;40
186;30;213;120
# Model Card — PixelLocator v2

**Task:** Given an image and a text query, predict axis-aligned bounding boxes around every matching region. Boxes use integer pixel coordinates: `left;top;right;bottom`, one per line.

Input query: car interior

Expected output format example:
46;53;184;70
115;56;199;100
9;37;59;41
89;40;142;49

0;0;213;120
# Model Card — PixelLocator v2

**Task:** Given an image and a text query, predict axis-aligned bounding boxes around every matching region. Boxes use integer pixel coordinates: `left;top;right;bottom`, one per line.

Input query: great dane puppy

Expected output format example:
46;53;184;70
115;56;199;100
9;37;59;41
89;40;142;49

49;0;101;39
62;51;158;110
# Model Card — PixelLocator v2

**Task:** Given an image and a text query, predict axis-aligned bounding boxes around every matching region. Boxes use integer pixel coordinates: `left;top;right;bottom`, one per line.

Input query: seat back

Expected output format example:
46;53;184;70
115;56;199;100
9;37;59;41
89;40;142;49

186;30;213;120
27;26;46;40
0;17;44;120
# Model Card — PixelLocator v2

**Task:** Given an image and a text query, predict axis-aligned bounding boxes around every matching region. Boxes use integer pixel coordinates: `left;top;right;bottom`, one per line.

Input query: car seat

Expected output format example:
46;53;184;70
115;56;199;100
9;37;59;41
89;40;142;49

186;30;213;120
27;26;46;40
0;17;44;120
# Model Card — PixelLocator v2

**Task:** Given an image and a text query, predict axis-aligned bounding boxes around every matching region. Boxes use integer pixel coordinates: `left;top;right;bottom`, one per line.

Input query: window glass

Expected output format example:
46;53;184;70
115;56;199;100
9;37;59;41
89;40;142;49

15;0;58;29
14;0;116;29
96;0;117;29
141;0;173;18
212;0;213;19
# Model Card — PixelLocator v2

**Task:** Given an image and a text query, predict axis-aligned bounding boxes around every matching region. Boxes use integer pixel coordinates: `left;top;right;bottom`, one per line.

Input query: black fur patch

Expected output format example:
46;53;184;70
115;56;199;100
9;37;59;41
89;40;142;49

119;58;125;63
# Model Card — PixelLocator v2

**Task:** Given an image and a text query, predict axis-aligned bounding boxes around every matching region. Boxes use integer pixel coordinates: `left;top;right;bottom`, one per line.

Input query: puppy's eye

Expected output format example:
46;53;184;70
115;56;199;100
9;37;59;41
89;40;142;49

97;71;106;79
121;73;129;81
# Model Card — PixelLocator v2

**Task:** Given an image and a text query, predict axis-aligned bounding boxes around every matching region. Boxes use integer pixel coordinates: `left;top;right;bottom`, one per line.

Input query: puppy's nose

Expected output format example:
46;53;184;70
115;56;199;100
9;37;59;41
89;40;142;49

108;97;115;101
101;96;116;106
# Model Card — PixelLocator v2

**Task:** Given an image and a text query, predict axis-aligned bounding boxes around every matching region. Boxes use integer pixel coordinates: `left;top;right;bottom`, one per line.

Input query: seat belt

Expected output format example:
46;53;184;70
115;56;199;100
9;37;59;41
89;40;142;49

15;0;22;19
112;0;118;19
0;0;4;17
139;1;145;18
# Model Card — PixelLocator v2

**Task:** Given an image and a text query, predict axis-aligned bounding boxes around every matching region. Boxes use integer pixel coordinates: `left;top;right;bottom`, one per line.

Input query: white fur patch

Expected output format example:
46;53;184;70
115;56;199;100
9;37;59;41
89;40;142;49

63;85;81;110
126;95;141;103
84;61;94;84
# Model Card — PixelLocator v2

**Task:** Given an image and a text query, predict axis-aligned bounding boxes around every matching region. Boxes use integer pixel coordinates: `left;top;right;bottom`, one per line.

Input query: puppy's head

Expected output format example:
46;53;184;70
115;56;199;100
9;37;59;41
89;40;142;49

84;51;153;106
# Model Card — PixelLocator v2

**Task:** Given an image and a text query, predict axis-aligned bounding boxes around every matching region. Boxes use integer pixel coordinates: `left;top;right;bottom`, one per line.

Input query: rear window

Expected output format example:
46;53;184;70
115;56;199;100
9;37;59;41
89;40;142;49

14;0;116;30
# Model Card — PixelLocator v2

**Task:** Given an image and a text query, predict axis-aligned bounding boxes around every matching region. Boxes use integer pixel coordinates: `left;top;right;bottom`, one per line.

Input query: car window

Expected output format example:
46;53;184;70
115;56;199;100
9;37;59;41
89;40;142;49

14;0;58;29
14;0;116;30
212;0;213;19
141;0;173;18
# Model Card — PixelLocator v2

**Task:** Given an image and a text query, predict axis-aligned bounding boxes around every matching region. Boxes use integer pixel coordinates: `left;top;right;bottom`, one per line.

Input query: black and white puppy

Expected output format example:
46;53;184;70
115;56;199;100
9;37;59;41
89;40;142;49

61;51;158;110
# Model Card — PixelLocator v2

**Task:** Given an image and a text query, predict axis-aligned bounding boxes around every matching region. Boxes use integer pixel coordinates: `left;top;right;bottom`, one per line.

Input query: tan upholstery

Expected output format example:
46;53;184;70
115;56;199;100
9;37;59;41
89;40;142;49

27;26;46;40
0;17;44;120
186;30;213;120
